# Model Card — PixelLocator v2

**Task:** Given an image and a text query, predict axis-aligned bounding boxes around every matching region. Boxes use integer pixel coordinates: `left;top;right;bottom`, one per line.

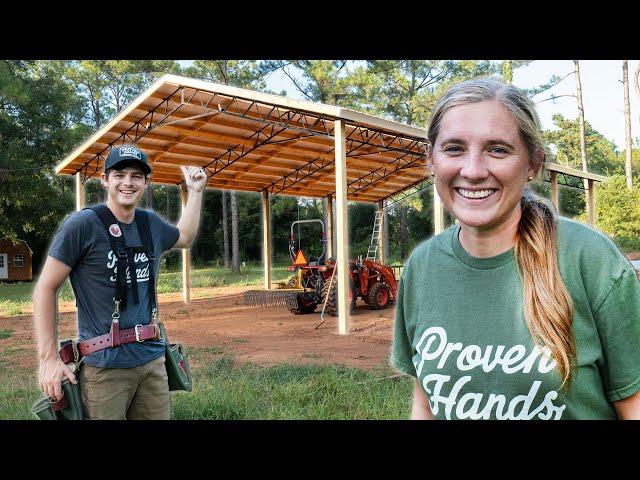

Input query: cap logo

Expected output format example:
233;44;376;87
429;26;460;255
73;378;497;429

119;146;141;160
109;224;122;238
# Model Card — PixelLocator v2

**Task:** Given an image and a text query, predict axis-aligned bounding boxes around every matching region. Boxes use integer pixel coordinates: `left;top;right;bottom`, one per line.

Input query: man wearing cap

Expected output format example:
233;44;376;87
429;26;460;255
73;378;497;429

33;144;207;420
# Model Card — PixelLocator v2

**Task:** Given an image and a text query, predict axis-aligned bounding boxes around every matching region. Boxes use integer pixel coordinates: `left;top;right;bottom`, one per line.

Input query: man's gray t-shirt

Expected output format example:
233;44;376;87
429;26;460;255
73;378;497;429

48;208;180;368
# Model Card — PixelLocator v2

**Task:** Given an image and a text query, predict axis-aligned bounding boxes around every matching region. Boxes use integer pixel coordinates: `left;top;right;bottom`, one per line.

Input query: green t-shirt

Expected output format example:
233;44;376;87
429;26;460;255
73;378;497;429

391;217;640;420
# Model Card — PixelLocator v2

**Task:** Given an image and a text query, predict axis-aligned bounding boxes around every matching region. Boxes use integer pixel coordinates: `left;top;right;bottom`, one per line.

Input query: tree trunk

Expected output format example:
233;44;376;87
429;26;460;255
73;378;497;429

222;190;229;268
574;60;591;219
635;62;640;110
146;183;153;210
166;185;170;218
502;60;513;83
383;206;390;261
623;60;633;188
400;205;408;261
230;190;240;273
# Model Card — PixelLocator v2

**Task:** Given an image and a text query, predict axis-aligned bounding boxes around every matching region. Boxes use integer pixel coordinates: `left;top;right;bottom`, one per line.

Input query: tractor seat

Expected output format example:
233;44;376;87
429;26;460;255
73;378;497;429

308;255;325;267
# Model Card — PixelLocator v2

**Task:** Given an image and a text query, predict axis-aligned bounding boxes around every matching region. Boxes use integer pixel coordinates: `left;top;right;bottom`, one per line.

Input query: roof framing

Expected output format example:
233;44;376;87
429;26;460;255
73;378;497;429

55;74;429;204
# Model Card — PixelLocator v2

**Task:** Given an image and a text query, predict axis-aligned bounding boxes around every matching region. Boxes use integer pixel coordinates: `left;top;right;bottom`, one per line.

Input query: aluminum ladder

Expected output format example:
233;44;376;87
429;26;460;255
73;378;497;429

366;209;385;261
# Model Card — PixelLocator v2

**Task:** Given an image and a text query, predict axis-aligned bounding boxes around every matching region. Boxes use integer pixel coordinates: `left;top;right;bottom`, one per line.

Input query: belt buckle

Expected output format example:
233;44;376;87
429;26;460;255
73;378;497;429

134;324;143;342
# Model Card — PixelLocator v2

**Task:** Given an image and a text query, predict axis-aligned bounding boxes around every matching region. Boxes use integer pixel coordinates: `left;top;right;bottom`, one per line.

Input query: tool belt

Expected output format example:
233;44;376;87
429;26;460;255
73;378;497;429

31;362;85;420
58;323;160;361
32;319;161;420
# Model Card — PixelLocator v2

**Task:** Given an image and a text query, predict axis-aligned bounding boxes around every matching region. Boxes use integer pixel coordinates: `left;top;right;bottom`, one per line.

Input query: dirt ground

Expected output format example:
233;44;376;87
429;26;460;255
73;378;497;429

5;252;638;372
0;286;396;371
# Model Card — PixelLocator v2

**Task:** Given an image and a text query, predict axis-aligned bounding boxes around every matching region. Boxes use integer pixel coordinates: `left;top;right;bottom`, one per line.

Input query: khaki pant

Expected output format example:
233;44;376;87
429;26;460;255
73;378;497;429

80;355;170;420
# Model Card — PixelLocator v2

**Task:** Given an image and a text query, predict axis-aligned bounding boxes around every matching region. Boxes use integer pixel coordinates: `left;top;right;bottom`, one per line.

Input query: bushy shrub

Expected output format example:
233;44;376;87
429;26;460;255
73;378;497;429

595;175;640;239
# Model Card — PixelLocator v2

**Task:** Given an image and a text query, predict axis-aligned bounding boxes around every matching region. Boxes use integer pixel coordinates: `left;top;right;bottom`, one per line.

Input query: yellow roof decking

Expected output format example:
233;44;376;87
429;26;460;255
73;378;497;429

56;74;430;204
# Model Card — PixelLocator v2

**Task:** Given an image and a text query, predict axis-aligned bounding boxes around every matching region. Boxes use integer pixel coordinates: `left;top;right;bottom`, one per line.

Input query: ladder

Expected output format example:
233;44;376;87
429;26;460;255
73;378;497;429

366;210;385;261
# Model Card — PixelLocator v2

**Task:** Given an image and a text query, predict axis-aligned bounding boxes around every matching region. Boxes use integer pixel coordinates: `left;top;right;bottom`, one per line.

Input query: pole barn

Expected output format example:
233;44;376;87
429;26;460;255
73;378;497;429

54;74;606;334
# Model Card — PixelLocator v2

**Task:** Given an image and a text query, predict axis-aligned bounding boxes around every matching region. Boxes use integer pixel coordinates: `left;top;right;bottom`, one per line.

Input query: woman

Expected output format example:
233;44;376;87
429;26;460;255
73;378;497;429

391;77;640;420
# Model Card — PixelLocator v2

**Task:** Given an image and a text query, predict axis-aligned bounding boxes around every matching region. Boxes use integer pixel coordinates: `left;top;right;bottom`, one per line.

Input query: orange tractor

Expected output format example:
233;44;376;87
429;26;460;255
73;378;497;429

244;219;398;316
320;257;398;316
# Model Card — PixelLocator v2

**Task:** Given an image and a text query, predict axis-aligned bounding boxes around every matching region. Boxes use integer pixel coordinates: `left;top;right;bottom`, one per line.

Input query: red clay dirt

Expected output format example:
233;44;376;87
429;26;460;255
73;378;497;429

0;286;396;371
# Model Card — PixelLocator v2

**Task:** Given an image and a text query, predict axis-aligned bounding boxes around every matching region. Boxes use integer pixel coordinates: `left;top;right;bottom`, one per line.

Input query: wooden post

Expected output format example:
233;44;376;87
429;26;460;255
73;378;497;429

377;200;386;264
180;183;191;303
334;120;350;335
550;170;559;212
587;179;595;225
75;173;85;211
325;194;334;260
433;184;444;234
261;189;272;290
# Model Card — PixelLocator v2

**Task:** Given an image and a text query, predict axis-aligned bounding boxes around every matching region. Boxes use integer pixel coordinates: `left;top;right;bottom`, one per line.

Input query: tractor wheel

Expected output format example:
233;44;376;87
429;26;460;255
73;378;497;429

367;282;391;310
321;276;356;317
285;277;317;315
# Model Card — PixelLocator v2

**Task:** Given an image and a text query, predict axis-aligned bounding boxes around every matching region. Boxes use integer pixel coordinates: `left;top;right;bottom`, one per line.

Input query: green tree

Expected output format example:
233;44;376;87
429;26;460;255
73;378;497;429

617;139;640;181
544;114;621;218
263;60;355;105
595;175;640;239
186;60;267;90
0;60;88;270
183;60;267;272
545;114;621;175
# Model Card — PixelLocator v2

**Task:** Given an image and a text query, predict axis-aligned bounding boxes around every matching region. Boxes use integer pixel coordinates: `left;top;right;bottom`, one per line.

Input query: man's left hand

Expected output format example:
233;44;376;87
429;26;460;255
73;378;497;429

181;166;207;192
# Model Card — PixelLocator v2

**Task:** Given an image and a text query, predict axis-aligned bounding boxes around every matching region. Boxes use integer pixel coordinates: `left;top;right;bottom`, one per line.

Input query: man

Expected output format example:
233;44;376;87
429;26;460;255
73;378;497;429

33;144;207;420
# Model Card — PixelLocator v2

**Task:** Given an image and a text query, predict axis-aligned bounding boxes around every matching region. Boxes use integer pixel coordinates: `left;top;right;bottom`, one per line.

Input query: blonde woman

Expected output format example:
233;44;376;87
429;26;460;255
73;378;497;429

391;78;640;420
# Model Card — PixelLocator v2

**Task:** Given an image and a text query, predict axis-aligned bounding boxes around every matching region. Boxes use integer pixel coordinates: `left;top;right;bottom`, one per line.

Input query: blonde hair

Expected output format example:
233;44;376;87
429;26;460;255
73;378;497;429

427;78;576;387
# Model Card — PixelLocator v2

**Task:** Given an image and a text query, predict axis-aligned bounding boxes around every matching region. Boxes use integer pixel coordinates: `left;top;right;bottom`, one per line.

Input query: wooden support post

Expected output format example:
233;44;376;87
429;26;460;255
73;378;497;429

587;179;595;225
550;170;559;212
261;189;272;290
377;200;386;265
434;184;445;234
326;194;334;260
180;183;191;303
75;173;85;211
334;120;350;335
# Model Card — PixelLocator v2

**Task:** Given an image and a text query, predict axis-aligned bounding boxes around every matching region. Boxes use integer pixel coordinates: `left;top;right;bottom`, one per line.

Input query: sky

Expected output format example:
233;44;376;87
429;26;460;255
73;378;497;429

261;60;640;152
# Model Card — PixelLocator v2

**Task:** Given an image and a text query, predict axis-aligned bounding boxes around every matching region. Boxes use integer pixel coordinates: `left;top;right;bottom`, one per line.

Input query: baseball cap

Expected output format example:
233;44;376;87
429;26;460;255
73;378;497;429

104;144;152;174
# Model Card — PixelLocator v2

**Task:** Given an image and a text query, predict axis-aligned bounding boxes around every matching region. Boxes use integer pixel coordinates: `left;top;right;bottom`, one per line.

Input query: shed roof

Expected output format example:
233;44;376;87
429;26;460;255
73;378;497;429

0;238;33;254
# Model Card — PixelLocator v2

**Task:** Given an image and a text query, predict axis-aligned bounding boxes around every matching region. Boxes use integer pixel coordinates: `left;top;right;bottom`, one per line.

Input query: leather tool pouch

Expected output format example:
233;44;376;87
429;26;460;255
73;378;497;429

159;322;193;392
31;360;85;420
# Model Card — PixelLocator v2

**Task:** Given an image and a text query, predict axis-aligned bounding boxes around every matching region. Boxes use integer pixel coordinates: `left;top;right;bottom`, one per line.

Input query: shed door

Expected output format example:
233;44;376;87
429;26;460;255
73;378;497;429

0;253;7;279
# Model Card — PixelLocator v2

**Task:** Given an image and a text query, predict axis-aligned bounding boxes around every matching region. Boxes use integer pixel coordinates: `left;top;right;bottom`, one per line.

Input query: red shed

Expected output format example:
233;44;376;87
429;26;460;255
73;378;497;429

0;238;33;282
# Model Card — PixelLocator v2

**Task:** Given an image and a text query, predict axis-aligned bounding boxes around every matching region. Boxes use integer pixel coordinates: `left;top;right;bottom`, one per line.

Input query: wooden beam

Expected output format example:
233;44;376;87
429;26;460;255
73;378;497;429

261;189;272;290
325;195;334;259
75;173;85;211
546;162;607;182
434;184;445;234
550;170;559;212
587;179;595;225
334;120;350;335
180;183;191;303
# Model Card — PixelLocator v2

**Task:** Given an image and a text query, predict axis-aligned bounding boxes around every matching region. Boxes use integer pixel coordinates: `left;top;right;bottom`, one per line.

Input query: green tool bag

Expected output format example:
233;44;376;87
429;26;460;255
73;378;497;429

31;369;85;420
159;322;193;392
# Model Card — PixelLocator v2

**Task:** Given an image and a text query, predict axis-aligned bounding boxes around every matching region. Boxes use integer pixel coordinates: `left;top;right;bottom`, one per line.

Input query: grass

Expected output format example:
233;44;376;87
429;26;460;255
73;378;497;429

0;343;46;420
171;350;413;420
0;344;412;420
0;329;13;339
155;264;291;294
0;263;292;316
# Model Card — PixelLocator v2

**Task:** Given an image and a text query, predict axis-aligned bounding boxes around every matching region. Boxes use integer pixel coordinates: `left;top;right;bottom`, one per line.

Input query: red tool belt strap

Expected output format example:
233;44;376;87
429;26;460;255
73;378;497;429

58;324;160;363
